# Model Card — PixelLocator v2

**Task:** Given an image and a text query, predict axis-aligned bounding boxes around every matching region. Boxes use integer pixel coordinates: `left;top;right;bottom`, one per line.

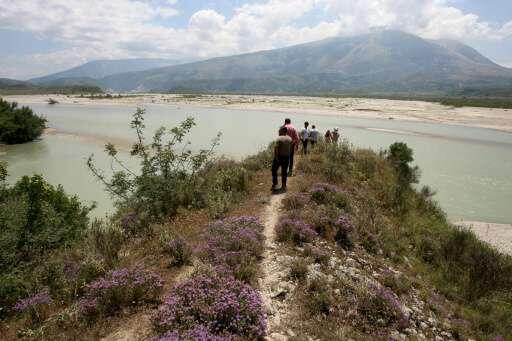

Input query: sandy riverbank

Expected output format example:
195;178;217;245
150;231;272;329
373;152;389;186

455;221;512;255
3;93;512;133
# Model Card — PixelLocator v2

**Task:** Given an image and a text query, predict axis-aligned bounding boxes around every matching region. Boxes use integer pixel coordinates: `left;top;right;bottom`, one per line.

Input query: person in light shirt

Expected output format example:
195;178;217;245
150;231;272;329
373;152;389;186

332;127;340;144
308;125;319;147
299;121;310;155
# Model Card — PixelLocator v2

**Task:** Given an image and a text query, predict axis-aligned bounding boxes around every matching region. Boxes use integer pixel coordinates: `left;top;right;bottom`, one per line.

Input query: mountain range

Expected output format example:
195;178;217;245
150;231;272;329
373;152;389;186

6;31;512;94
28;58;189;86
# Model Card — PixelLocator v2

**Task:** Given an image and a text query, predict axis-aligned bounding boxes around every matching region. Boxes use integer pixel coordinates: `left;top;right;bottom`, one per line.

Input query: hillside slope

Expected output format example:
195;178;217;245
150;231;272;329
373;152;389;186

98;30;512;93
29;58;188;85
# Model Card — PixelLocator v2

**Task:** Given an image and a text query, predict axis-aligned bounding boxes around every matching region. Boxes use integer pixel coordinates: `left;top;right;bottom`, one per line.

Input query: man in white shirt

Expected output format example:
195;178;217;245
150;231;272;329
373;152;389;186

299;121;310;155
309;125;319;148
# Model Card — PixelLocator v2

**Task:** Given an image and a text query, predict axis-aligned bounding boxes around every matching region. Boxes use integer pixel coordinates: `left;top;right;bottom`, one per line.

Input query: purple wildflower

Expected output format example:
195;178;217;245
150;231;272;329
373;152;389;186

148;331;180;341
164;237;192;267
282;192;310;210
63;261;81;282
196;216;264;280
79;266;163;319
275;218;317;245
492;336;505;341
336;214;352;231
309;183;349;209
152;274;266;339
149;325;235;341
373;284;410;330
334;213;353;249
13;291;52;313
120;212;139;233
310;183;340;194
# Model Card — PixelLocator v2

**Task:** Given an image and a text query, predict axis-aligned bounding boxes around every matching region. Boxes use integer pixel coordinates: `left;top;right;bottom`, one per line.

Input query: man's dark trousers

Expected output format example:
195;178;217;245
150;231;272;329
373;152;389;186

301;140;308;155
272;156;290;188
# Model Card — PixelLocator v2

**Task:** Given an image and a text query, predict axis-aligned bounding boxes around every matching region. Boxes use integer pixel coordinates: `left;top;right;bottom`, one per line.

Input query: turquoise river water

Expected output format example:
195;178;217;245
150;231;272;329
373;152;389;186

1;103;511;223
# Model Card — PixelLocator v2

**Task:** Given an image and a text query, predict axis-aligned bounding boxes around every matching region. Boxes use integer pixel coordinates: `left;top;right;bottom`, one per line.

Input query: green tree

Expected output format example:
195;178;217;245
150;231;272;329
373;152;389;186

0;98;47;144
87;108;221;222
386;142;419;211
0;173;92;272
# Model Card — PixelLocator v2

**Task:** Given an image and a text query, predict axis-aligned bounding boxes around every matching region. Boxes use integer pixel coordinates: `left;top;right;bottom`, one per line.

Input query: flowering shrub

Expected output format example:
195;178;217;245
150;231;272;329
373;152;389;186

78;266;163;319
152;274;266;339
275;218;317;245
360;283;409;330
13;290;52;323
63;261;81;282
313;215;338;240
162;237;193;267
149;325;235;341
309;183;349;209
282;192;310;210
119;212;142;235
334;214;353;249
304;245;330;265
196;216;264;282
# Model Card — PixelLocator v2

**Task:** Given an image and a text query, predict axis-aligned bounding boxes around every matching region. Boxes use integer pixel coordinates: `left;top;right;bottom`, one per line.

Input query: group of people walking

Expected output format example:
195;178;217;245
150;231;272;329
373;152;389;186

271;118;340;192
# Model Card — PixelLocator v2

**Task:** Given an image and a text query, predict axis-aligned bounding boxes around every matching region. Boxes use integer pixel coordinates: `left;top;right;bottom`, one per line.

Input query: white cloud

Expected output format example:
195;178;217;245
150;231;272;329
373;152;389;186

0;0;511;78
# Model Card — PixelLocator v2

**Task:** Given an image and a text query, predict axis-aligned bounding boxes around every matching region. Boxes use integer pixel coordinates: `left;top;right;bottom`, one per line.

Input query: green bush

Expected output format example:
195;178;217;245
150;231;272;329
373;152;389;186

307;278;336;316
439;227;512;299
88;109;222;222
0;174;92;273
0;167;92;319
87;220;124;268
242;143;274;171
289;258;309;282
0;98;46;144
202;160;249;218
0;274;26;319
385;142;419;211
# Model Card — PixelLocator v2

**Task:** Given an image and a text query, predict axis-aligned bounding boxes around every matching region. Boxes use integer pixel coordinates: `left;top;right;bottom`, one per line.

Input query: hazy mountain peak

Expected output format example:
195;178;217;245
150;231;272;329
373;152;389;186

25;31;512;94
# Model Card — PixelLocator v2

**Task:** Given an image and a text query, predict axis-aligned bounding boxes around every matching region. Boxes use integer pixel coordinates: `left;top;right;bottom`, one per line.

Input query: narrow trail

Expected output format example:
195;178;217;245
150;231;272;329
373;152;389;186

259;191;295;341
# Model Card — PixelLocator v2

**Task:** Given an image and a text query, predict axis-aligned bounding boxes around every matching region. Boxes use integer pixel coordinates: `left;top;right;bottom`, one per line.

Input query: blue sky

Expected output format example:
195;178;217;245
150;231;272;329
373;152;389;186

0;0;511;79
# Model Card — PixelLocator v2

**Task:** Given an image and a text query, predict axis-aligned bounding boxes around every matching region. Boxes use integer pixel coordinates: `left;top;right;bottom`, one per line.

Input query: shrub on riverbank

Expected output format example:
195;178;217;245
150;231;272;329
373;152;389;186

0;174;92;274
88;108;250;230
0;164;94;319
0;98;46;144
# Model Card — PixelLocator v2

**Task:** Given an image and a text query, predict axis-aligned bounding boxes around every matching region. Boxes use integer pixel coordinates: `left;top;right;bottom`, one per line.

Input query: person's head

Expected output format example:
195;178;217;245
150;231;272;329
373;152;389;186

284;118;291;125
304;121;309;128
312;125;316;129
279;126;288;136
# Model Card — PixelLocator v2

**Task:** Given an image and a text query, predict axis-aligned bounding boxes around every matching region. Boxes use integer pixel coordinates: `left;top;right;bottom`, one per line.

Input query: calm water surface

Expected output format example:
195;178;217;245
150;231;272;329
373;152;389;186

1;103;511;223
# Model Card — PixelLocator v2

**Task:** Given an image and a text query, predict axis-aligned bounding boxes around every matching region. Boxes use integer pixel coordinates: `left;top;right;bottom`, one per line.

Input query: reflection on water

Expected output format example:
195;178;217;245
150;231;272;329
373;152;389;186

2;102;512;224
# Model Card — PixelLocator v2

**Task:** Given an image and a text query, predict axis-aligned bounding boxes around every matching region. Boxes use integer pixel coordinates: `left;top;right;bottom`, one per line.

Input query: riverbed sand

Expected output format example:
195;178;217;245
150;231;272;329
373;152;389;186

4;93;512;133
455;221;512;256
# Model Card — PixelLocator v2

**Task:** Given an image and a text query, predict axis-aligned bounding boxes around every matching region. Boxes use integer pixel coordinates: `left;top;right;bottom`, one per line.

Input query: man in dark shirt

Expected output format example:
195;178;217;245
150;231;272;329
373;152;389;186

272;126;293;192
283;118;299;176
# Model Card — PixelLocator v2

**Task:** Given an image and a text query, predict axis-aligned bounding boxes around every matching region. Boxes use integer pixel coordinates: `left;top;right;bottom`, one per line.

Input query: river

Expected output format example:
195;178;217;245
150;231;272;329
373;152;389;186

1;102;511;224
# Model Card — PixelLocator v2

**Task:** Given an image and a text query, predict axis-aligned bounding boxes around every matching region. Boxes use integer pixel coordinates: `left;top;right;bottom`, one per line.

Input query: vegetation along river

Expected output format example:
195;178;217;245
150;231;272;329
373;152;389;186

1;102;511;224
